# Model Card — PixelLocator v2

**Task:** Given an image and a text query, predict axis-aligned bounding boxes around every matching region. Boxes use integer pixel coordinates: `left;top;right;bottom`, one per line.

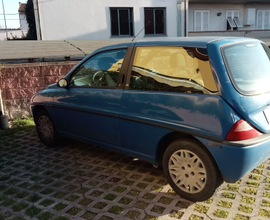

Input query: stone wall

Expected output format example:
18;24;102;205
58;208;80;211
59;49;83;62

0;61;79;118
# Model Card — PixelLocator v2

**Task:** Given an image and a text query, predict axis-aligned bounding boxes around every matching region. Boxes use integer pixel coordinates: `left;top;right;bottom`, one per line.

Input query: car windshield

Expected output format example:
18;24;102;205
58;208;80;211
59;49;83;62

222;41;270;95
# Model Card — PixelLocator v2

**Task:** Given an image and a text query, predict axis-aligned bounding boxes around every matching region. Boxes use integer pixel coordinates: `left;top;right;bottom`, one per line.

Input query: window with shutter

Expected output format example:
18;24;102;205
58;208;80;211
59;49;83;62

226;10;242;30
194;10;209;31
264;11;270;29
257;10;263;29
257;10;270;29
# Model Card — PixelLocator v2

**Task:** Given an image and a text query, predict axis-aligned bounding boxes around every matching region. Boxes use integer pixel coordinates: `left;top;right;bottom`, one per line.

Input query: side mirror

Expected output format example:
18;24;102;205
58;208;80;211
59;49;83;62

58;78;68;88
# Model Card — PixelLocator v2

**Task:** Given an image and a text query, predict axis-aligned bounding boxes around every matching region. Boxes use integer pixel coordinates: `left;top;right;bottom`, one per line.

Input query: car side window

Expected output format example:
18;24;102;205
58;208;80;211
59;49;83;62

70;49;127;87
130;46;218;94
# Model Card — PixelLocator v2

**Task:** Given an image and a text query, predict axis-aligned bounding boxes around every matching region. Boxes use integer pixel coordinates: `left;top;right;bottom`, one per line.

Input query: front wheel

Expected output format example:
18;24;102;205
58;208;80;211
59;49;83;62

35;110;59;147
163;139;222;201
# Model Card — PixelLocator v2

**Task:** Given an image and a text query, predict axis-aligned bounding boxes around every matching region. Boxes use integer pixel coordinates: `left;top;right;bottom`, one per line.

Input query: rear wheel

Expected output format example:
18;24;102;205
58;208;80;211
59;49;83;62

35;110;59;147
163;139;222;201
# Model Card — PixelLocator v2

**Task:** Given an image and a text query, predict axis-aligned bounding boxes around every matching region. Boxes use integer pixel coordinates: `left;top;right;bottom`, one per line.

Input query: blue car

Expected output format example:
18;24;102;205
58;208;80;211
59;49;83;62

31;37;270;201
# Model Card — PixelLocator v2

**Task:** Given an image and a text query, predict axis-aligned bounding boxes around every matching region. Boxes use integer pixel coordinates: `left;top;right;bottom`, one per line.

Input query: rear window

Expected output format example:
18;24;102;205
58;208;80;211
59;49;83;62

222;42;270;95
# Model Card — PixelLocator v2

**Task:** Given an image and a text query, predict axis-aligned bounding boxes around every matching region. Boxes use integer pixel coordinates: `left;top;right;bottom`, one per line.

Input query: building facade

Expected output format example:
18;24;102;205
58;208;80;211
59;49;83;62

36;0;185;40
188;0;270;38
34;0;270;40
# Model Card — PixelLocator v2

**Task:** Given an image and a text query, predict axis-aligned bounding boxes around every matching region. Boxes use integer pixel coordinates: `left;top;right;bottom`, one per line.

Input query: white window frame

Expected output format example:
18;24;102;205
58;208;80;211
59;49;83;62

226;10;243;28
194;10;210;31
257;10;270;30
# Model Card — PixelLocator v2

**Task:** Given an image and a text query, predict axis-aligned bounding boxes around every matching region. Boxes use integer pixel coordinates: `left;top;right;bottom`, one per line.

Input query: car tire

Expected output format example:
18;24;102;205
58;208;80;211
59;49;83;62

35;110;59;147
163;138;222;201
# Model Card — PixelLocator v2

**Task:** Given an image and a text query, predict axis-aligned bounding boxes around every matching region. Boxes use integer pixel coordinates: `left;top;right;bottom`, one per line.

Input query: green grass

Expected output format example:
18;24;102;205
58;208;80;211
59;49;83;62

249;174;261;181
12;202;28;211
234;214;251;220
238;204;253;213
81;211;97;219
66;207;81;215
242;196;255;204
25;206;41;217
169;210;184;219
39;199;54;207
104;193;117;201
246;180;260;188
142;215;158;220
265;184;270;190
214;209;229;218
223;192;236;199
118;197;132;205
244;187;257;195
226;184;239;192
262;199;270;207
194;204;209;213
53;203;67;211
93;202;107;209
259;209;270;218
37;212;54;220
125;210;141;220
108;206;123;215
264;191;270;198
143;193;156;200
0;117;34;137
135;201;149;209
204;197;213;204
218;200;232;208
158;196;173;205
78;198;93;206
189;214;203;220
252;168;263;174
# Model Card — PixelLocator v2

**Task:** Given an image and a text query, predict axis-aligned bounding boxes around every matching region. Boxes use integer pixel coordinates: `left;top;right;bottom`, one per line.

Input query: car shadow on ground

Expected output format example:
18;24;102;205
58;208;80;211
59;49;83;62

0;129;270;220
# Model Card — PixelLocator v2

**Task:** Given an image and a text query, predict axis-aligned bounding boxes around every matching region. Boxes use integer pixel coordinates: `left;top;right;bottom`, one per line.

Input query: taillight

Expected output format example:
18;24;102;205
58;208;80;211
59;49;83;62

225;119;262;141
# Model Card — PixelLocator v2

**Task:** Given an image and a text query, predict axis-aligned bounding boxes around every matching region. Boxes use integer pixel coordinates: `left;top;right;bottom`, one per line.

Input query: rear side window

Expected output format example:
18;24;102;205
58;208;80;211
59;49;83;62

129;46;217;94
222;42;270;95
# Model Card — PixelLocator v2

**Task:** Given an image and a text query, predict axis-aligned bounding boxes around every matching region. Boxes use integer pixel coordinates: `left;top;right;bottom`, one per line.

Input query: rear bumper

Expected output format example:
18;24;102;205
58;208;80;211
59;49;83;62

198;136;270;182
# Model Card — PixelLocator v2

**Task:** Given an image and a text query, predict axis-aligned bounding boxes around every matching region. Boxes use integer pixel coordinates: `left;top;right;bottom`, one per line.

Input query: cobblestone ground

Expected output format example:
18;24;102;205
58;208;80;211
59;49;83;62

1;129;270;220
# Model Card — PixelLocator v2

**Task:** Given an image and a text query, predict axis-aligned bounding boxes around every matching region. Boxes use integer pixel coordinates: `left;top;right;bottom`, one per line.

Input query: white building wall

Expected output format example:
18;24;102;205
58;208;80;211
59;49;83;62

38;0;178;40
189;3;270;32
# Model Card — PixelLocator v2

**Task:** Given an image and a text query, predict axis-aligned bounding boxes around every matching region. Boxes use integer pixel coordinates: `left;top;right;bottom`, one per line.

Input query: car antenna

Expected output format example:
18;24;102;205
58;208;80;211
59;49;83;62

132;21;151;42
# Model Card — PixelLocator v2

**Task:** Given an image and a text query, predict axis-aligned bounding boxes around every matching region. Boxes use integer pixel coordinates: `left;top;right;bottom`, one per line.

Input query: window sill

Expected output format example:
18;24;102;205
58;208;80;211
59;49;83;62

110;36;134;38
144;34;168;37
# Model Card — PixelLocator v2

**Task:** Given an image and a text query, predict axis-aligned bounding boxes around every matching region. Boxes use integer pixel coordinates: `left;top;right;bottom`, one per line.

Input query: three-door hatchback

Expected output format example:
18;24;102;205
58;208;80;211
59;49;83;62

31;37;270;201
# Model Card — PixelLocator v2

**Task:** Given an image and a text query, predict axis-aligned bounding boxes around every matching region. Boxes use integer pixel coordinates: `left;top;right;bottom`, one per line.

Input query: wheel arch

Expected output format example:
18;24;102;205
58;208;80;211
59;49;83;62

31;105;47;123
156;131;220;170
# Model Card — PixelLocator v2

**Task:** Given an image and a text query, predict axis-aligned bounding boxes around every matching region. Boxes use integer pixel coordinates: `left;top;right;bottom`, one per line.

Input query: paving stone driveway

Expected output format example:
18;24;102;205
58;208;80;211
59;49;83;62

1;129;270;220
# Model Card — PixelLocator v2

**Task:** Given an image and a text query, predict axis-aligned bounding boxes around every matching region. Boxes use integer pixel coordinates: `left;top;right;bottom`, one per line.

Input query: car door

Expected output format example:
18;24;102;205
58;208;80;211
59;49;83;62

53;48;130;146
119;45;225;162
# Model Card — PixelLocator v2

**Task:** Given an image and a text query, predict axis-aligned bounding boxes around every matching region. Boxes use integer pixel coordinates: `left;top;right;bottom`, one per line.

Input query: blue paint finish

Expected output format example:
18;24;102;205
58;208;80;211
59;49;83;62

120;90;240;141
207;40;270;133
197;136;270;182
31;37;270;185
50;87;123;146
119;118;172;160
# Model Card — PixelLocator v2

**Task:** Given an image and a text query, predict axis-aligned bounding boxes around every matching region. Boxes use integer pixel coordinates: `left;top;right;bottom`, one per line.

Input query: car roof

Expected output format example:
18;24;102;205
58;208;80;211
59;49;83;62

91;36;260;56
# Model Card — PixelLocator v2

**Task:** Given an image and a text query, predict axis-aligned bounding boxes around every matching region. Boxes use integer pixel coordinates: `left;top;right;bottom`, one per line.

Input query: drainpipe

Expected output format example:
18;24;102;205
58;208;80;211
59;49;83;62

184;0;189;37
33;0;42;40
177;0;183;37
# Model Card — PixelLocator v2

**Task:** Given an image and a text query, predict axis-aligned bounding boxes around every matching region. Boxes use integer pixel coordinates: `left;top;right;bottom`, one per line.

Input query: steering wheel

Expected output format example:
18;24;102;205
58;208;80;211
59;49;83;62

93;71;106;84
